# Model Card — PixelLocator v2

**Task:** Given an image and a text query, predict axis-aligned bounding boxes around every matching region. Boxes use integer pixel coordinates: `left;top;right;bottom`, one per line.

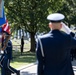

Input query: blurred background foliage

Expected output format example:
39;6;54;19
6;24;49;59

4;0;76;52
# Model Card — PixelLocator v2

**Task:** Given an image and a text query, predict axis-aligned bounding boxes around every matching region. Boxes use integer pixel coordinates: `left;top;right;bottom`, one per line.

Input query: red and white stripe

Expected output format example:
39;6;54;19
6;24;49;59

2;20;11;34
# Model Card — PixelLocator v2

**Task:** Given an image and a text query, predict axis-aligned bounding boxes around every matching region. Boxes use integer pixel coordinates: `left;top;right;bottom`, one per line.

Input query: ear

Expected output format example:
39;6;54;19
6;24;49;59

49;23;52;28
60;23;62;29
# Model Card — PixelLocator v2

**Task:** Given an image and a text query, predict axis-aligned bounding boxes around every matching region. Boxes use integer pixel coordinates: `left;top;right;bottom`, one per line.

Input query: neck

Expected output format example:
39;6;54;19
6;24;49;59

50;23;61;31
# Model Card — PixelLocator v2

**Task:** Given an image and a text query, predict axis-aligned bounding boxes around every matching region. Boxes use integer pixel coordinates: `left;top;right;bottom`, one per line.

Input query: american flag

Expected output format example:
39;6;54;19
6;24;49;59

2;20;11;34
0;8;6;32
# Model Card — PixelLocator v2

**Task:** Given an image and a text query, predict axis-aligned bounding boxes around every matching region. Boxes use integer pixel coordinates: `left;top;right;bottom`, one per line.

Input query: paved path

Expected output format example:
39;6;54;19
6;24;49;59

20;64;37;75
12;62;37;75
1;61;76;75
19;60;76;75
20;60;76;75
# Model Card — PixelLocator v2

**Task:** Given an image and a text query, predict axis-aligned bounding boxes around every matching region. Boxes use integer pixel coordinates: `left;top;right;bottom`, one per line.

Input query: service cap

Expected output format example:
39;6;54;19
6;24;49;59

47;13;65;22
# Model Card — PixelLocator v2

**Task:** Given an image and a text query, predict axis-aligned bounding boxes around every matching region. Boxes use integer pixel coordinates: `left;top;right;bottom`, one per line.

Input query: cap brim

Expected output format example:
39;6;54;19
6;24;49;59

47;13;65;22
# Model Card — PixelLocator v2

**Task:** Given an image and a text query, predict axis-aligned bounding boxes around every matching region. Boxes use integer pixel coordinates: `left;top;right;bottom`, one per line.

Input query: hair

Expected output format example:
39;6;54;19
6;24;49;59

3;31;10;35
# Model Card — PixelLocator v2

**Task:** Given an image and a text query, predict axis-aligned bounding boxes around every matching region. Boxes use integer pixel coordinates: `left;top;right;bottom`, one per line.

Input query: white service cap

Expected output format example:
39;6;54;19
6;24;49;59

47;13;65;22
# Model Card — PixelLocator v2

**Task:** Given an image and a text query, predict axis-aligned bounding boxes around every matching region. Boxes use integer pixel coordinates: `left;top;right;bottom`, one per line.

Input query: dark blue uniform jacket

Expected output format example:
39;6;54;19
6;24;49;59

3;40;12;60
36;30;76;75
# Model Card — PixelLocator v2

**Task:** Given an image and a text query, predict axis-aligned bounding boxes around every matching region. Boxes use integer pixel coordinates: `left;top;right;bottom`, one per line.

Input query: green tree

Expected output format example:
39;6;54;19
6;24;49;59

56;0;76;27
4;0;64;52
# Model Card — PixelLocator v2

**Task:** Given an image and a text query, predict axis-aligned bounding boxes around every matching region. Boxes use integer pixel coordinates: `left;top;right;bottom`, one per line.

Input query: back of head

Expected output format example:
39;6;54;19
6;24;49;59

2;30;11;42
47;13;65;30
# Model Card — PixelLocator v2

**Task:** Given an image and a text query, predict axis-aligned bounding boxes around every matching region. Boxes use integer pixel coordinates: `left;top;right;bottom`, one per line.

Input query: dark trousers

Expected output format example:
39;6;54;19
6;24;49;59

1;55;18;75
21;44;24;54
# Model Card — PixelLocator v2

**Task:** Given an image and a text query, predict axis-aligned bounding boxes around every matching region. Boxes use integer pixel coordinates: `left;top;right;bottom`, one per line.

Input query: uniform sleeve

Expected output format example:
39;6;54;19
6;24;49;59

36;39;44;75
7;41;13;60
68;34;76;49
70;32;75;37
7;41;12;50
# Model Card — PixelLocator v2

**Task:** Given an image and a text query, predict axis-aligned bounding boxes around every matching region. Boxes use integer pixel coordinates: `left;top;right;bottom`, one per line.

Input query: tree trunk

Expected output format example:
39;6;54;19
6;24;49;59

30;32;36;52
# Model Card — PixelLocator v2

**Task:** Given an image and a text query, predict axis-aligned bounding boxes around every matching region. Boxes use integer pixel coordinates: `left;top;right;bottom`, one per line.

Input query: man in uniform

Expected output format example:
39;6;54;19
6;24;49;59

0;31;20;75
36;13;76;75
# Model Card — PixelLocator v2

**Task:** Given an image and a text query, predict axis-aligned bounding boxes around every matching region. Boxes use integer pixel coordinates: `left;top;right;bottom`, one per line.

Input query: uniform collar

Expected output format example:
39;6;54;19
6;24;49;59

49;29;60;34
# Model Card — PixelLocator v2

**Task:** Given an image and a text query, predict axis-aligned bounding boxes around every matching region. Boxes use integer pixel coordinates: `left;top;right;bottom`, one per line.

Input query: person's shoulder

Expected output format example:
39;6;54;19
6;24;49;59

61;31;70;36
61;31;75;37
8;40;12;44
38;33;52;39
61;31;73;40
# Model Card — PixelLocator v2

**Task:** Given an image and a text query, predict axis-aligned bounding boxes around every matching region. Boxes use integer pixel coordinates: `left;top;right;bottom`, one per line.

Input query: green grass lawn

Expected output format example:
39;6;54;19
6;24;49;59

12;39;30;51
10;39;36;69
11;51;36;69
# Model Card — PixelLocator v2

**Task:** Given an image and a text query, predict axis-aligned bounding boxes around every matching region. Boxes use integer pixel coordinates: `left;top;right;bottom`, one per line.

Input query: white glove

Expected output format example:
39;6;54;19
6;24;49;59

1;50;4;54
61;22;71;34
